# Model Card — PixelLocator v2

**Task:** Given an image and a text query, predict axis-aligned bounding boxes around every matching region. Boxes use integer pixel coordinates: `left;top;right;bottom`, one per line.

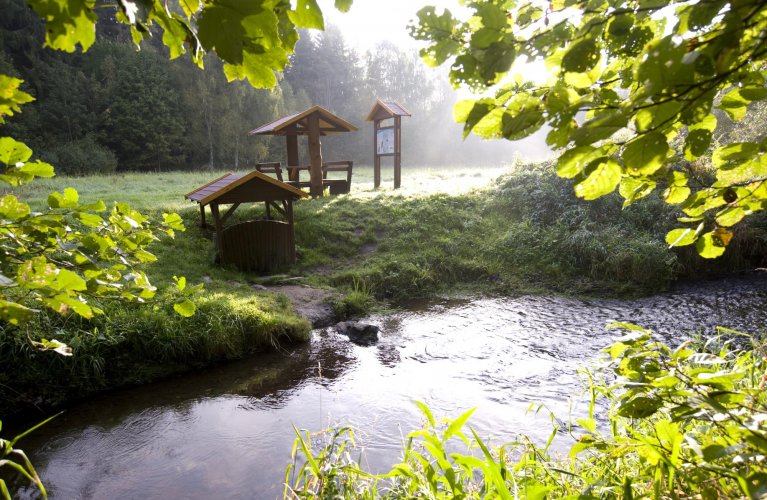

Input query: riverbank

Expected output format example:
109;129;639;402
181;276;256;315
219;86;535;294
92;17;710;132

3;162;766;418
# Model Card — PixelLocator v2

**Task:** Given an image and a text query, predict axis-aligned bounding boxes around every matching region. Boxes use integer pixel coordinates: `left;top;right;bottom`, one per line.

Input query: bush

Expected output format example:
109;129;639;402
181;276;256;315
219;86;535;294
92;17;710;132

41;136;118;176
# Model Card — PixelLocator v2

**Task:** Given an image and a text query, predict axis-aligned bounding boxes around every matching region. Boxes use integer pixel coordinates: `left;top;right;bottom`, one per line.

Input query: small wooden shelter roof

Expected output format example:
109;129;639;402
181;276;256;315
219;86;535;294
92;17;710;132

365;99;412;121
248;105;358;137
185;171;308;206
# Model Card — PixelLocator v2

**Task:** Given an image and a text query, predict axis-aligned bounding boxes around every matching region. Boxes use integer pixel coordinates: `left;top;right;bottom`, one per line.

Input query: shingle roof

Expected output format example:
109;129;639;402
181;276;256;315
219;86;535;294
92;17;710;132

364;99;412;121
185;171;308;206
248;105;358;136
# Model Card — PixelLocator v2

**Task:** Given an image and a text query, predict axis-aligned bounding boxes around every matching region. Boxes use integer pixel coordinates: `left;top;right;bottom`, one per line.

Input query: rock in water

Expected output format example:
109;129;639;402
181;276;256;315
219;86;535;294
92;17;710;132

336;321;379;344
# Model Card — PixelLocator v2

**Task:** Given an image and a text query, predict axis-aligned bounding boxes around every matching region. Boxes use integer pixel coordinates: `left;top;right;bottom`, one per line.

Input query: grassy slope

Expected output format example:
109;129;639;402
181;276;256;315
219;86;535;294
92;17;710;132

3;162;766;416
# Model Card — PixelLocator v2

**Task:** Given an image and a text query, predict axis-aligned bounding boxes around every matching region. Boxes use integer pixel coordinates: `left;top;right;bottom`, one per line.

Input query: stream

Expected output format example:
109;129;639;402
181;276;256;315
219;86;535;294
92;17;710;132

15;275;767;499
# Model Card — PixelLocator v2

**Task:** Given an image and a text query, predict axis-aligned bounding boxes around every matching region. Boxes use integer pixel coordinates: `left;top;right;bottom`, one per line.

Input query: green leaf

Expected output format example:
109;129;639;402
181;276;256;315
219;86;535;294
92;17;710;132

74;212;104;227
163;212;185;231
197;0;269;65
28;0;98;52
712;142;758;169
619;176;656;206
19;160;55;178
562;39;600;73
576;417;597;433
289;0;325;30
665;224;703;247
334;0;352;12
715;207;745;227
0;76;35;124
571;111;628;145
44;293;93;318
663;171;691;204
173;299;196;317
0;137;33;165
622;132;669;175
174;276;187;292
617;395;663;418
444;407;476;440
573;158;622;200
501;107;544;139
0;299;37;325
696;229;732;258
556;146;602;178
414;400;436;428
0;195;30;220
55;269;87;292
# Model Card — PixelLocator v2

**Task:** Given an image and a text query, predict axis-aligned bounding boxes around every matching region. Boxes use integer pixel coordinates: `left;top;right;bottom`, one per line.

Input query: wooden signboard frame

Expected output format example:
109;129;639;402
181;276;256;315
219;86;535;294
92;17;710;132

365;100;410;189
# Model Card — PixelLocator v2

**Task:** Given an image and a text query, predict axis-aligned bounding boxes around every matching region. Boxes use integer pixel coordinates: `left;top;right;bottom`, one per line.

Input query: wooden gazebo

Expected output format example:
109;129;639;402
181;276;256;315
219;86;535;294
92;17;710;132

185;171;308;272
365;99;411;189
248;106;357;197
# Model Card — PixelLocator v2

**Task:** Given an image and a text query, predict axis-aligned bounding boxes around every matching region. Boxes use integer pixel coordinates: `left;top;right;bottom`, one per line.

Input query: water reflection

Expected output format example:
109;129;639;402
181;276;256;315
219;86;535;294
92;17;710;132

18;275;767;499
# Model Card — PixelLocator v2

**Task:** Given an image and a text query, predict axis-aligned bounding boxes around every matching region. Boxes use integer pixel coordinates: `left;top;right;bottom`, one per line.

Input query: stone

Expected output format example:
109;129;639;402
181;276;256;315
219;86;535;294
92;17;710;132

336;321;379;345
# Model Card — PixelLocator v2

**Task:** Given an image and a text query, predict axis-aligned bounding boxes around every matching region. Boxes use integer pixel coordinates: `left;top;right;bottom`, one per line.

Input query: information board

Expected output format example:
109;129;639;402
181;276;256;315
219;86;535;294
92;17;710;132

376;127;395;155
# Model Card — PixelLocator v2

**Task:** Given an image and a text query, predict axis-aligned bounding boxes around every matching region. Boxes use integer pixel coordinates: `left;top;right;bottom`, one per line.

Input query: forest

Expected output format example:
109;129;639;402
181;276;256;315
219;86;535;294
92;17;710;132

0;0;523;175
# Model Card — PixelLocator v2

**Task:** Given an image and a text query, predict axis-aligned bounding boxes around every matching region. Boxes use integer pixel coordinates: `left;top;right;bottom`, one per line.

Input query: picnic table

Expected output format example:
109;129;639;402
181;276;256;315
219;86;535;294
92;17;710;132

255;161;353;195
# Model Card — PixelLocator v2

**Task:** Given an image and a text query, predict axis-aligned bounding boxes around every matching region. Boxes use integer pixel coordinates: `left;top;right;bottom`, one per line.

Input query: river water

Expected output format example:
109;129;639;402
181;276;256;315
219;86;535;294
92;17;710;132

15;275;767;499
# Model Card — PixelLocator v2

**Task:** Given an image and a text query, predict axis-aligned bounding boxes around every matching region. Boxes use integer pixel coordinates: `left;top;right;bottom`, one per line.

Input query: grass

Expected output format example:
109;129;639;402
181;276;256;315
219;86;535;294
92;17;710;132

3;161;766;417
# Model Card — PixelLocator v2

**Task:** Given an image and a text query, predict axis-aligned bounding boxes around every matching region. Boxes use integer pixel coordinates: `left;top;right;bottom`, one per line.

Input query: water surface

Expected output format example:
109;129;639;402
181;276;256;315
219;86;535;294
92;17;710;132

18;275;767;499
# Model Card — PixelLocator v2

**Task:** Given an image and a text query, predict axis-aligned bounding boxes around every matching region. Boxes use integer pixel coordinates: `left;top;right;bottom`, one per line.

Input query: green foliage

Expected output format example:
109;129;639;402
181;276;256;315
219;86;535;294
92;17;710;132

286;326;767;498
412;0;767;257
41;135;117;176
23;0;353;88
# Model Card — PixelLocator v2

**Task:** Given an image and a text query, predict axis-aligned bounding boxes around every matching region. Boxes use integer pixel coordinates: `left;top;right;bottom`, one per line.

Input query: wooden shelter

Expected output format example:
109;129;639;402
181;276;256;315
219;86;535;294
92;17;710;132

185;171;308;272
365;99;411;189
249;106;358;197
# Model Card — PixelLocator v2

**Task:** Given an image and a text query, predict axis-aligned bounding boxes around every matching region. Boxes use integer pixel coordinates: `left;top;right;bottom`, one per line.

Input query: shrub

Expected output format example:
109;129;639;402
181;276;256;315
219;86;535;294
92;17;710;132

41;136;118;176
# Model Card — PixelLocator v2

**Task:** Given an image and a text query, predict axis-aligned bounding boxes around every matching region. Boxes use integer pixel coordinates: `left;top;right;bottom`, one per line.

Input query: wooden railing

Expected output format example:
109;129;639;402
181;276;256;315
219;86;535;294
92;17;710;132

255;161;353;194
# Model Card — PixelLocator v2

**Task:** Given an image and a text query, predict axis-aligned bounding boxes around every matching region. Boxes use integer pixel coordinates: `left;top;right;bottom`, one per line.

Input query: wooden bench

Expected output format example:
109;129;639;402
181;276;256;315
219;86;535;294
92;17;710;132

255;162;284;181
260;161;353;194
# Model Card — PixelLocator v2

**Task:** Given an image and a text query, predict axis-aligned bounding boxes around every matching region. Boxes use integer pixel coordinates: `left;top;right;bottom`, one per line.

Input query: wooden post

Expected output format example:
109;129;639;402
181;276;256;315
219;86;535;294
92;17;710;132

394;115;402;189
200;203;207;228
211;203;222;261
373;119;381;188
286;133;299;182
286;199;296;262
307;114;323;197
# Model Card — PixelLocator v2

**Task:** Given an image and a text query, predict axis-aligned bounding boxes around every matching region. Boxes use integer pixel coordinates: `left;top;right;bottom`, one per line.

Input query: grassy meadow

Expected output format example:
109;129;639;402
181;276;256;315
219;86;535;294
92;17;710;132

3;161;766;417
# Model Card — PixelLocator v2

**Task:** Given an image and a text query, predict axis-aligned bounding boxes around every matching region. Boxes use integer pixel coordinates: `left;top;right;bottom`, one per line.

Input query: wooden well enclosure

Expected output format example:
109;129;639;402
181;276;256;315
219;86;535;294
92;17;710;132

249;106;357;197
365;99;411;189
185;171;308;272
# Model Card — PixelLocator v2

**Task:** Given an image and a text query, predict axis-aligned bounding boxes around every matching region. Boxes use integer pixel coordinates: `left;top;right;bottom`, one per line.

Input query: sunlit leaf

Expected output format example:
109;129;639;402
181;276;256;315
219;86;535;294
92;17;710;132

173;299;196;317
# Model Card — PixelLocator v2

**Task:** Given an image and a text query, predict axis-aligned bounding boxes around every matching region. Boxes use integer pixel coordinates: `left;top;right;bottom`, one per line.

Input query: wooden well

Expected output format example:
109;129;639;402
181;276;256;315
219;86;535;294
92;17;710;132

185;171;308;272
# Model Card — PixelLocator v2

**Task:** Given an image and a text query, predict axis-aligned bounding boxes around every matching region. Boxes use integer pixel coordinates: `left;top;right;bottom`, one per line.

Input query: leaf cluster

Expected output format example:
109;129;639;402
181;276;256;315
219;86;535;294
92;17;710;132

411;0;767;257
24;0;353;88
